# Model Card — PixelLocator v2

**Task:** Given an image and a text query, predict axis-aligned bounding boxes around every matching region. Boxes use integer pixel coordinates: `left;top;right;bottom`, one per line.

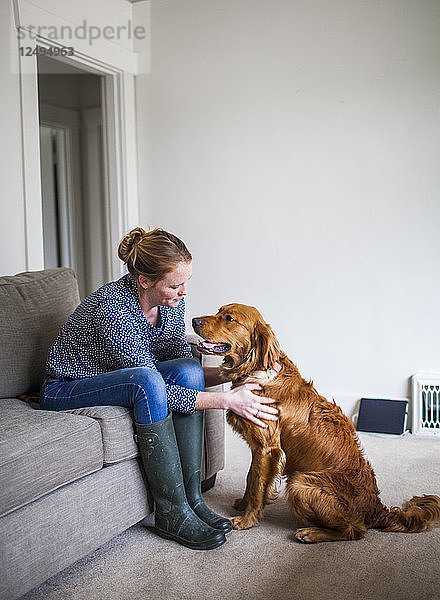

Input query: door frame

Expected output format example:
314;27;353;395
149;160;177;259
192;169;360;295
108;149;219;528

16;28;139;281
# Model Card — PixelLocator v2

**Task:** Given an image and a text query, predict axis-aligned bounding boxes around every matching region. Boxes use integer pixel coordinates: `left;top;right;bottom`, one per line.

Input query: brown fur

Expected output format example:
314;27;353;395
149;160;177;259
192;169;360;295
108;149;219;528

193;303;440;543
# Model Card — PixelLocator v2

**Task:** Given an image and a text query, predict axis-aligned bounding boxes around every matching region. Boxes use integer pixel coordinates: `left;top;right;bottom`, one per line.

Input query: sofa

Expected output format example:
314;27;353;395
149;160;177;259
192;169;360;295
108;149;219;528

0;268;225;600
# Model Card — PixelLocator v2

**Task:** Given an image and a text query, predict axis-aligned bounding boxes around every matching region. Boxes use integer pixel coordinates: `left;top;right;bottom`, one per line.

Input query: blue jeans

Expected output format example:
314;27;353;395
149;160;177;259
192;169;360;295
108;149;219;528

40;359;205;424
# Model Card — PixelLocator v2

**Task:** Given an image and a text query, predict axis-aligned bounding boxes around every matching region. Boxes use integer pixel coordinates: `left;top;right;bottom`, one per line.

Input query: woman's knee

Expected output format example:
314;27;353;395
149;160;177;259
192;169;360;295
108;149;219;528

121;367;168;407
123;368;168;424
170;358;205;391
121;367;165;393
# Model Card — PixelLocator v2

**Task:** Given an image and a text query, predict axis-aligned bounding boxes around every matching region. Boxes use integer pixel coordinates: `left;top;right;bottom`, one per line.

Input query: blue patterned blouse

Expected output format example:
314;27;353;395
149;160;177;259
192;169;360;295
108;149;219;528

45;274;198;413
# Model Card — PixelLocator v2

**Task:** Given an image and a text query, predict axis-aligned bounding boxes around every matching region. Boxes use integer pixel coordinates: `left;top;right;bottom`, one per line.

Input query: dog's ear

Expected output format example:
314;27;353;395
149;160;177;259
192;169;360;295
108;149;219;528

250;321;280;371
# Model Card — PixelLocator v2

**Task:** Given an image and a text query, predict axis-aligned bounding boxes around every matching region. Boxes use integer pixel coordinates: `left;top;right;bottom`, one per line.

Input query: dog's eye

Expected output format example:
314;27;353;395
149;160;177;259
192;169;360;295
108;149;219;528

225;315;235;322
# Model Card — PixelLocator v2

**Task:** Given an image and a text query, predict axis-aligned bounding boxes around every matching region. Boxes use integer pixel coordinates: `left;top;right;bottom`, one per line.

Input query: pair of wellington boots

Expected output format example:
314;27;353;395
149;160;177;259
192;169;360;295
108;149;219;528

134;411;232;550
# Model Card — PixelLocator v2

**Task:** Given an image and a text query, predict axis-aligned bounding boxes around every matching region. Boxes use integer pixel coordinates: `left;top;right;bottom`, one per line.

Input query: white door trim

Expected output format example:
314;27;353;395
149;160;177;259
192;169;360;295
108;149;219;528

15;20;139;280
18;51;44;271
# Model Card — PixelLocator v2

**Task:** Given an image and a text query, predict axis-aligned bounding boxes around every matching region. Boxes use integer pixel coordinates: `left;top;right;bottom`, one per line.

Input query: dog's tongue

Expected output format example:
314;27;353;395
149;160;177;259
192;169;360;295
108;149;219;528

201;342;219;350
198;340;231;354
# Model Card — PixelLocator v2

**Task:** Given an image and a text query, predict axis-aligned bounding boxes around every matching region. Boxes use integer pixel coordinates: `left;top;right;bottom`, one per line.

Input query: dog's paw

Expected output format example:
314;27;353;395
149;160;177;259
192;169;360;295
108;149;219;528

233;497;247;511
294;527;321;543
230;516;256;530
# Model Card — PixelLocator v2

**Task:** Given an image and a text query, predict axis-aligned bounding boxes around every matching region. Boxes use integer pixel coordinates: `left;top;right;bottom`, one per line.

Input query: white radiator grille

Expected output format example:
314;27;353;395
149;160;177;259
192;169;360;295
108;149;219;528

412;374;440;436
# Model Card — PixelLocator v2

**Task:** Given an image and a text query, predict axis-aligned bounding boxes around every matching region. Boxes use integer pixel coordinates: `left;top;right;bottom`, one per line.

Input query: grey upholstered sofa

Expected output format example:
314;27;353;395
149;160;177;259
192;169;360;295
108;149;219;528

0;268;225;600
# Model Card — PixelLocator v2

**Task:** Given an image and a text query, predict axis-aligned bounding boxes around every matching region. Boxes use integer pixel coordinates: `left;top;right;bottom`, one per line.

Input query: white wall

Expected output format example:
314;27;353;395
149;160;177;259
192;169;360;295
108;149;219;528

137;0;440;415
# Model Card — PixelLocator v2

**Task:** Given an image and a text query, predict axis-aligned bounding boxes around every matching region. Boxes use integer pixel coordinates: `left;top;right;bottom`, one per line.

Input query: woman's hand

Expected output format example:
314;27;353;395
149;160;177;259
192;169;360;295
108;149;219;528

226;383;278;428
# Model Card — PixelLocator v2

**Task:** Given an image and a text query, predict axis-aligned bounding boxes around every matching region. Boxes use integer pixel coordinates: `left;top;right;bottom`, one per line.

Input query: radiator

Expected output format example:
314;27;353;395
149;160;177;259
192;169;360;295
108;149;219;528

411;373;440;436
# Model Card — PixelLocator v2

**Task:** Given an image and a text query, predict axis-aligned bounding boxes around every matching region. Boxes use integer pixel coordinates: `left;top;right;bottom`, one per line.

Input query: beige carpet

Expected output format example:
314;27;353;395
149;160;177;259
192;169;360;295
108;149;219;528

22;427;440;600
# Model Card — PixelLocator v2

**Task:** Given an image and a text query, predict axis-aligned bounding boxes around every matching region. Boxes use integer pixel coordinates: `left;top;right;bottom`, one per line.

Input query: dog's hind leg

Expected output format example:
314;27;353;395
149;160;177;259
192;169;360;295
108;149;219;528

286;473;368;543
294;523;367;543
231;446;284;530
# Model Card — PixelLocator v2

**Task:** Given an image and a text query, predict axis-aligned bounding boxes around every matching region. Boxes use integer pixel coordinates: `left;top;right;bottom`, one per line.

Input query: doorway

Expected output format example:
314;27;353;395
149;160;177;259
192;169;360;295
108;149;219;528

37;56;109;298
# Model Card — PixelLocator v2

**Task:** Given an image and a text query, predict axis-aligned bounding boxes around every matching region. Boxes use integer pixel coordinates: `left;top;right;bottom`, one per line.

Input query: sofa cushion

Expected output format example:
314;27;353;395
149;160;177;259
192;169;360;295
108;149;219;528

64;406;138;466
0;268;80;399
0;399;103;517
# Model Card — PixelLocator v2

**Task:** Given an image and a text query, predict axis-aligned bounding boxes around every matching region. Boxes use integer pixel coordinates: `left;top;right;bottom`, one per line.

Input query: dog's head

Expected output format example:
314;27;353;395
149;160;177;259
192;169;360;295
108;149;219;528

192;303;280;378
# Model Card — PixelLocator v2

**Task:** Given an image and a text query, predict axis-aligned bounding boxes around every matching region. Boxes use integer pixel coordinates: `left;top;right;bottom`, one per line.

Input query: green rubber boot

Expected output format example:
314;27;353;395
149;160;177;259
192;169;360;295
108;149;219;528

172;410;232;533
134;413;226;550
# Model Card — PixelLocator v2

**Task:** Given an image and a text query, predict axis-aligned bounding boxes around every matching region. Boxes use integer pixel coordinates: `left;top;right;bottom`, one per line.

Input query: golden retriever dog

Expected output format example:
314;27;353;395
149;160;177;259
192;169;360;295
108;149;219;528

192;304;440;543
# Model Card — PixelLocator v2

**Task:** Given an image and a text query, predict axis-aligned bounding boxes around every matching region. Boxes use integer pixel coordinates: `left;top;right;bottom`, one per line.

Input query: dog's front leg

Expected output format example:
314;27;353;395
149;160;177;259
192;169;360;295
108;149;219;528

233;456;256;512
234;445;285;512
231;446;283;530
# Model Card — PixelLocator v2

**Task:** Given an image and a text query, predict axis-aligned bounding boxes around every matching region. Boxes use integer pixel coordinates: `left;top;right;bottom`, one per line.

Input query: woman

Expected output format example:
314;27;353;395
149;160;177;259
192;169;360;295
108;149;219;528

40;227;278;551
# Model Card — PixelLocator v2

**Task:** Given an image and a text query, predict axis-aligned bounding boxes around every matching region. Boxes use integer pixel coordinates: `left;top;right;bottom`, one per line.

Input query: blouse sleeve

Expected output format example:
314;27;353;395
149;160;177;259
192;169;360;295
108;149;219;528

93;302;198;413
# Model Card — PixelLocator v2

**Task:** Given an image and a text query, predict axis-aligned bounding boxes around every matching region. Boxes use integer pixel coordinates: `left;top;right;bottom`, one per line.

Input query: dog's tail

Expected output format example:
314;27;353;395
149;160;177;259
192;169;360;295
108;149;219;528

371;494;440;533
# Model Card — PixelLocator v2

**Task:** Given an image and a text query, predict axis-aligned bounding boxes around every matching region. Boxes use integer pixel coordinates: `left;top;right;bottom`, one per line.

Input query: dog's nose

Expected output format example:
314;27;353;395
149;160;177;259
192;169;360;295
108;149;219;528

192;317;203;329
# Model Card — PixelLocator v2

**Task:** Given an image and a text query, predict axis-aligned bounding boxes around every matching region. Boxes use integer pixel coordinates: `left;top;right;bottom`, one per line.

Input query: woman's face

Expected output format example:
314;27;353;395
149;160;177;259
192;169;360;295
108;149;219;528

139;261;192;308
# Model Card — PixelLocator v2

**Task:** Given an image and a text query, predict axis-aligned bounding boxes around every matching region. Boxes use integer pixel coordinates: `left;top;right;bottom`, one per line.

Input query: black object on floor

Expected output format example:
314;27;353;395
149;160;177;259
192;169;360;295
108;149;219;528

356;398;408;435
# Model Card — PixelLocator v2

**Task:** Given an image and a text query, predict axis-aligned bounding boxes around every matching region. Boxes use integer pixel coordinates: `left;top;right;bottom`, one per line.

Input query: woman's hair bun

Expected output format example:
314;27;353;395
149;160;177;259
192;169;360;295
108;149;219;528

118;226;192;281
118;227;147;264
